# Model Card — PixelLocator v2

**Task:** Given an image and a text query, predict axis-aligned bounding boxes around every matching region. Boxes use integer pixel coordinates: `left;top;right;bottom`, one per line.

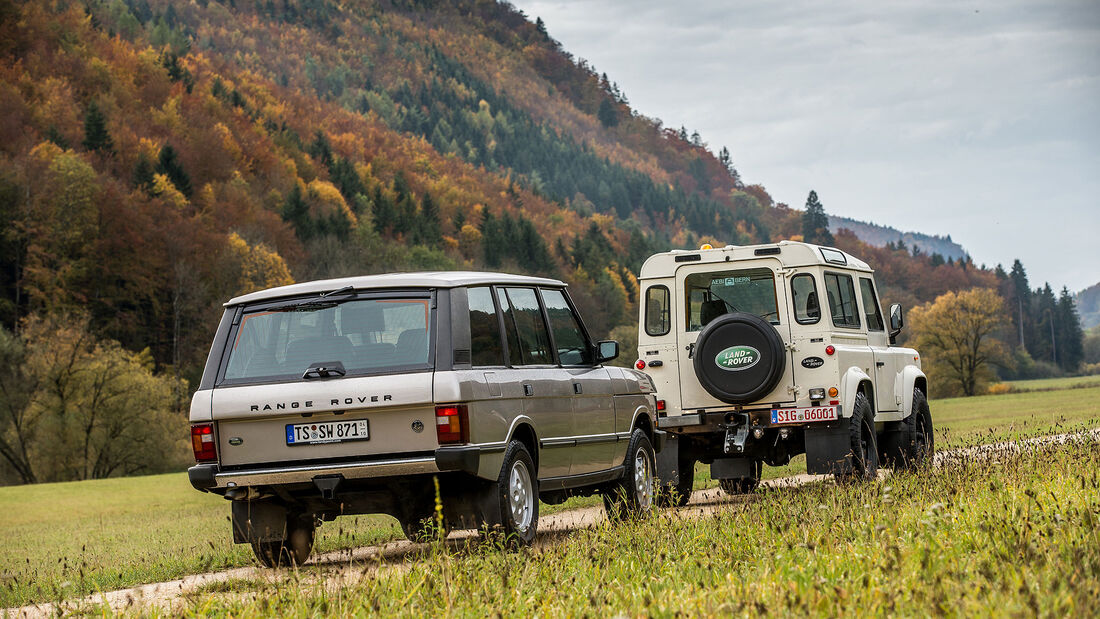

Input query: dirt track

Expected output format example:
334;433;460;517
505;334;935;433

9;431;1097;617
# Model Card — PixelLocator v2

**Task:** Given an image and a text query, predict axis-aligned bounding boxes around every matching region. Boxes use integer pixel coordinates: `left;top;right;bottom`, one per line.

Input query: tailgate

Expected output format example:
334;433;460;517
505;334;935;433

210;373;436;467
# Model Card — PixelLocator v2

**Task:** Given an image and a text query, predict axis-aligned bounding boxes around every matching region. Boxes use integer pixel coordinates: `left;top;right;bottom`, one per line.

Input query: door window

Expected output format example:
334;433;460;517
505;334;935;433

541;288;594;366
498;287;553;365
790;274;821;324
644;285;671;336
859;278;885;331
468;286;504;366
824;273;861;329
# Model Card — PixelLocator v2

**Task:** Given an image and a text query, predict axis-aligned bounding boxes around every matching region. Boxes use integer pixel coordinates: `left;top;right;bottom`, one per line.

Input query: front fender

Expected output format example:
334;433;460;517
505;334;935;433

840;366;873;418
898;365;927;418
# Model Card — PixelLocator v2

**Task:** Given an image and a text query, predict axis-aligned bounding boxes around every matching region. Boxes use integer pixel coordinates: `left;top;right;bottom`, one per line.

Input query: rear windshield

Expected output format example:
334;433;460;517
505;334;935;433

221;296;432;384
685;268;779;331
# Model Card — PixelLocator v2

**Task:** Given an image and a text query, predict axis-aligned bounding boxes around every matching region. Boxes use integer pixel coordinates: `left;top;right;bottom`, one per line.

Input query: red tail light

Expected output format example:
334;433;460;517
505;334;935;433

435;404;469;444
656;399;666;412
191;423;217;462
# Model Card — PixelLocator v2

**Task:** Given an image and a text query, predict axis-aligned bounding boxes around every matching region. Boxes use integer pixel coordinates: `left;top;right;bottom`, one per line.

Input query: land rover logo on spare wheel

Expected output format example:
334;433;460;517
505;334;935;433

715;346;760;371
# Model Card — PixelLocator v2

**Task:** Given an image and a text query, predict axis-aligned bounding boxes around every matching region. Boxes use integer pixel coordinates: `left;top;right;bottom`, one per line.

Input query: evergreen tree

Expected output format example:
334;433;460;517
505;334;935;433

1009;259;1033;350
156;144;191;197
132;153;156;192
416;191;442;245
82;101;114;153
597;98;618;128
801;190;833;246
281;184;311;239
1057;287;1084;370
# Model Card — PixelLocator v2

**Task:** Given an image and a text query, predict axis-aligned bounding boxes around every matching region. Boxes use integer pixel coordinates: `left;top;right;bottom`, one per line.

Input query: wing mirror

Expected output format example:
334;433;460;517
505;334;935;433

888;303;904;343
596;340;619;364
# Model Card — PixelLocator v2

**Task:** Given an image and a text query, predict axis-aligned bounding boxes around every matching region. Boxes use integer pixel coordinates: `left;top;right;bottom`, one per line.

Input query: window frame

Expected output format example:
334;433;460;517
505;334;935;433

823;271;862;330
790;273;822;325
684;267;781;332
858;277;886;332
644;285;671;336
498;286;556;367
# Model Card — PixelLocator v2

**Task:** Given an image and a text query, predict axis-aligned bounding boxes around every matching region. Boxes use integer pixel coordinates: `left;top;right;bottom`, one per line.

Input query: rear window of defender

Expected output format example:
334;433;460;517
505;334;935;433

221;294;433;384
685;268;779;331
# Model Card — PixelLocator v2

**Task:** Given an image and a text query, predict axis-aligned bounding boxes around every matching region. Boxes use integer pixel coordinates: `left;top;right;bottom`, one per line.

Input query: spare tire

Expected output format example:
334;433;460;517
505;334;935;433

692;312;786;405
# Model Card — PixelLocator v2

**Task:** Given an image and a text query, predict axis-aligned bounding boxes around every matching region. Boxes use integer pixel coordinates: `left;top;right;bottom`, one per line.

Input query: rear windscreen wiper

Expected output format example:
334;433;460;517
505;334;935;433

320;285;357;299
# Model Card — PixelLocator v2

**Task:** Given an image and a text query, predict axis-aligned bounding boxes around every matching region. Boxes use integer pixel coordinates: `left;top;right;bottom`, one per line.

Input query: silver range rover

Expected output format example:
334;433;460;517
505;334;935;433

188;272;662;565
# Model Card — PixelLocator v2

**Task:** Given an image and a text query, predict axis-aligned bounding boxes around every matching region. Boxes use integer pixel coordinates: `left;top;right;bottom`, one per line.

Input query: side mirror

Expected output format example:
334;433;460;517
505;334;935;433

596;340;619;364
888;304;904;342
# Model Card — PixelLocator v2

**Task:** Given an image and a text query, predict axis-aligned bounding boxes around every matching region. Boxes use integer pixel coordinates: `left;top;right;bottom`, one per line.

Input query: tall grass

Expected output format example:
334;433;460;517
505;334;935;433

167;435;1100;617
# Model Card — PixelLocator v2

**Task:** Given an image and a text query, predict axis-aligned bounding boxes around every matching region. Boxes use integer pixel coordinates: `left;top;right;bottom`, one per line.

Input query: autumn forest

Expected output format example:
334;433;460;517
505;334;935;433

0;0;1089;483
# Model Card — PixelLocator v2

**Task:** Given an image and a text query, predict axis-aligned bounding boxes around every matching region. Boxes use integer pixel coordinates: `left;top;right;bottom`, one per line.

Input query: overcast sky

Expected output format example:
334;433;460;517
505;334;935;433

510;0;1100;292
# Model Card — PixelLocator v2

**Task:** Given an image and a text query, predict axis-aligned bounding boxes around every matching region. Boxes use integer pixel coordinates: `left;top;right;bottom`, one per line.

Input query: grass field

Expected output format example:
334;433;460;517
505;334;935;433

2;376;1098;609
1006;374;1100;392
167;437;1100;617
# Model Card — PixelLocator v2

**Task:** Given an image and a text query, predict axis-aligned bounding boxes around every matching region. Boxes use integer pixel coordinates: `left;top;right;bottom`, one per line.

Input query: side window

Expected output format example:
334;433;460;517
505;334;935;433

859;278;885;331
468;286;504;366
541;288;594;365
790;274;821;324
644;285;671;336
500;287;553;365
824;273;861;329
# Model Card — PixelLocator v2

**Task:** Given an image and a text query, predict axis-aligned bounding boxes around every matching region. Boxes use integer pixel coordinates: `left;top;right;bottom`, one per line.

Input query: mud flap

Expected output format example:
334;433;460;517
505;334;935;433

439;477;504;531
711;457;753;479
231;500;287;544
805;420;852;475
655;434;686;488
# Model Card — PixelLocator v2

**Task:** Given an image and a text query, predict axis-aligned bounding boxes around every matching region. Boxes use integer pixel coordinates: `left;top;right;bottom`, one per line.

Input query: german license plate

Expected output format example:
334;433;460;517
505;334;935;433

286;419;370;446
771;406;838;425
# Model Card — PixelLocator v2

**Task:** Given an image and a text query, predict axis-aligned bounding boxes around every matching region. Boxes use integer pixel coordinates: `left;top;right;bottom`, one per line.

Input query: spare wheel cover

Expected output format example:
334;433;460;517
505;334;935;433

692;312;786;405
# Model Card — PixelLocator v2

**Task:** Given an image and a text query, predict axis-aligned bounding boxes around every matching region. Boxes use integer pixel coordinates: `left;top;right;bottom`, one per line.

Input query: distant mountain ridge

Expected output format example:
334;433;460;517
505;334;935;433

829;216;967;261
1077;282;1100;330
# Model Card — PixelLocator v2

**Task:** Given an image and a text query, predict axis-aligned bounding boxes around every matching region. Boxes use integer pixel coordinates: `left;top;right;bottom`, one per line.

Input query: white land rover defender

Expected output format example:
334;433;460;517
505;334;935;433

636;241;933;502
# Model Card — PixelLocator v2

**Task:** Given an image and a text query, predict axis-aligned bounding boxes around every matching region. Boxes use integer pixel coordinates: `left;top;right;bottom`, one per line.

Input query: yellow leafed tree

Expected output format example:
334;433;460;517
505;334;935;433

908;288;1011;397
225;232;294;296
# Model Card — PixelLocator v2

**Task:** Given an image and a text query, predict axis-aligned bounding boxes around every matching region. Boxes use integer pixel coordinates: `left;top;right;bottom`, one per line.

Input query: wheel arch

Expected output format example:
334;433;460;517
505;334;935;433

507;420;539;474
840;367;874;417
899;365;928;417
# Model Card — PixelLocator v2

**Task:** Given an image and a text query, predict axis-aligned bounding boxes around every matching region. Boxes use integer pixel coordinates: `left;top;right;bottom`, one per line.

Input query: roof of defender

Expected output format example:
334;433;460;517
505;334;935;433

227;271;565;306
638;241;871;280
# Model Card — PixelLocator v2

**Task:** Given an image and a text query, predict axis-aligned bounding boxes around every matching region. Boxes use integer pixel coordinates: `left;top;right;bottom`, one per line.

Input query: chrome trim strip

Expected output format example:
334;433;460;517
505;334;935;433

657;414;705;429
214;456;439;487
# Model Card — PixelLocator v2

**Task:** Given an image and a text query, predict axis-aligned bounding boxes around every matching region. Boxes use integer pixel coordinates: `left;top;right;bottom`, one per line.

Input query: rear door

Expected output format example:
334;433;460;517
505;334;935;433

674;260;795;410
496;287;574;479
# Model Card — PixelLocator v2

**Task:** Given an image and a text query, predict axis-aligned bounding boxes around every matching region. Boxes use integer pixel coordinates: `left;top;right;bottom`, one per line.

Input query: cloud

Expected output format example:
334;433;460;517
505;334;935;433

513;0;1100;289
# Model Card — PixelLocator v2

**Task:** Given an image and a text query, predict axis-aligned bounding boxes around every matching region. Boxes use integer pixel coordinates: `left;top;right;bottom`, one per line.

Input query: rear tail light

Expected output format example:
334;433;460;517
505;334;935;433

656;399;666;412
191;423;217;462
435;404;469;444
635;359;646;370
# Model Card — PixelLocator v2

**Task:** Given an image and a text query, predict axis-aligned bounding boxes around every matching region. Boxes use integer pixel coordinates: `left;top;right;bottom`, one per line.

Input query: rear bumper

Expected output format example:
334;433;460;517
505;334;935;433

189;446;484;491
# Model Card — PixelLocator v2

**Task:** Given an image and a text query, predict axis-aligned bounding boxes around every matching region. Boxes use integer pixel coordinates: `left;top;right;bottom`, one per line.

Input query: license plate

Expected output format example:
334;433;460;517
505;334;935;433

770;406;839;425
286;419;370;446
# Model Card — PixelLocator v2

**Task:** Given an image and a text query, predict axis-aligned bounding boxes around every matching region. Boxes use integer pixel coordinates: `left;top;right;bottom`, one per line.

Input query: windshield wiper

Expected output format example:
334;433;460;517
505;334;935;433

303;361;346;379
320;285;357;299
274;300;339;313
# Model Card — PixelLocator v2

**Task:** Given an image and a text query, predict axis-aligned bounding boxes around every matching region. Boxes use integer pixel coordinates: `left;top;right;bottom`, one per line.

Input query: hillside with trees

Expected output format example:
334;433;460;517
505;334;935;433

0;0;1088;482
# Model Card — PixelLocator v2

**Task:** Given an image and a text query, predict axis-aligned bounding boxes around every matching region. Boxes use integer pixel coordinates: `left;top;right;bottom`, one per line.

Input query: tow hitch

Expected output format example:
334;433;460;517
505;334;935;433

723;413;751;454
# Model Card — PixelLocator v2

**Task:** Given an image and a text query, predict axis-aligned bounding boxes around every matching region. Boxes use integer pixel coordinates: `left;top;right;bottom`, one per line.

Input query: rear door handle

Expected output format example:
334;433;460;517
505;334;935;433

523;384;534;396
875;362;885;368
573;382;582;394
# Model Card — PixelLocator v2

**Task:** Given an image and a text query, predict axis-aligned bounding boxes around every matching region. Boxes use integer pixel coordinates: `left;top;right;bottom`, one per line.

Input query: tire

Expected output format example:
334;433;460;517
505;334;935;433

656;450;695;507
718;460;761;495
835;392;878;483
899;389;934;470
251;517;315;568
604;429;657;520
494;440;538;545
692;312;786;405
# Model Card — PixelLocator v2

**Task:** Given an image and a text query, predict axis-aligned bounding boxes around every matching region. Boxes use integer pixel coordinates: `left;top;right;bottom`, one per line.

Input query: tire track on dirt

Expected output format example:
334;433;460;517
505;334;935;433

9;430;1098;617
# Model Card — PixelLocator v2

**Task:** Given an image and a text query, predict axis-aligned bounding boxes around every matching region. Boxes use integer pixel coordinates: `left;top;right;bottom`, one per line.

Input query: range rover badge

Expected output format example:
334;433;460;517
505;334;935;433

411;420;424;433
228;437;244;446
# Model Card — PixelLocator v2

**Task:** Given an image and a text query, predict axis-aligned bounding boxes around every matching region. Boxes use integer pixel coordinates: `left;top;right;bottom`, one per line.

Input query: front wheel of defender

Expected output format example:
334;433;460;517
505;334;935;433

495;440;538;545
835;392;879;484
604;429;657;520
251;517;315;568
